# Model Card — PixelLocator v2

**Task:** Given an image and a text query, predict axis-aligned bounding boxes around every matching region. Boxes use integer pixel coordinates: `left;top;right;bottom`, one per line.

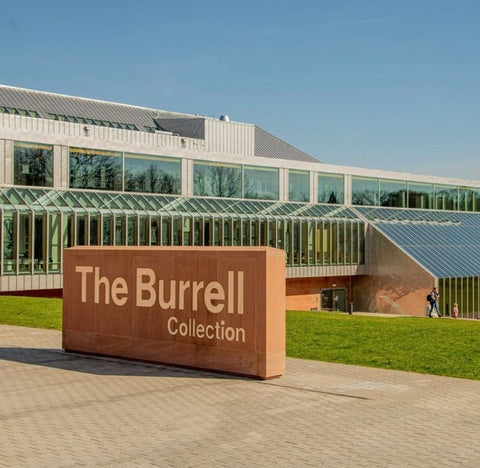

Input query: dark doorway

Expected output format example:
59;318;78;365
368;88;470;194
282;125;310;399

321;288;347;312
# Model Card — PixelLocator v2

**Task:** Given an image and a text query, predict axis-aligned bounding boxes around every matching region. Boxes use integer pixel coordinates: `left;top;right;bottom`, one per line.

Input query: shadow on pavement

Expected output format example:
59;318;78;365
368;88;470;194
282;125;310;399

0;346;244;380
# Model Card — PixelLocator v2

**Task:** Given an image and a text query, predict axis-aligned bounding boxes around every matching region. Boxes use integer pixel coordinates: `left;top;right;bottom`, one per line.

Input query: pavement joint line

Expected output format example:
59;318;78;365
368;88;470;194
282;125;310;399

260;381;370;400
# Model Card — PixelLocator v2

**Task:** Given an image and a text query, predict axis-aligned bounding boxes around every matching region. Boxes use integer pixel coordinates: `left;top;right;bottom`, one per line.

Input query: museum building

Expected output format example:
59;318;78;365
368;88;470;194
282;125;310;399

1;84;480;318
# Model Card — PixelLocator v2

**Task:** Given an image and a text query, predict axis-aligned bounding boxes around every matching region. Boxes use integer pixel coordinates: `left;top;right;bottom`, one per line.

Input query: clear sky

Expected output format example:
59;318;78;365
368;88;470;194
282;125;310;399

2;0;479;180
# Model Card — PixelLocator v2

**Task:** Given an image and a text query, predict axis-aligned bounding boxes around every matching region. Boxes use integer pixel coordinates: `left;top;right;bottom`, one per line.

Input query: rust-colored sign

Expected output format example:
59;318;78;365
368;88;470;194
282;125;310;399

63;247;285;379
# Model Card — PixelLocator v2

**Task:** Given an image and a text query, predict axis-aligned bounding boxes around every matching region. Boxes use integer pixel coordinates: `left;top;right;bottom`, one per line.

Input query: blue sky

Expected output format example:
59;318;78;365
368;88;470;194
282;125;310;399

2;0;479;179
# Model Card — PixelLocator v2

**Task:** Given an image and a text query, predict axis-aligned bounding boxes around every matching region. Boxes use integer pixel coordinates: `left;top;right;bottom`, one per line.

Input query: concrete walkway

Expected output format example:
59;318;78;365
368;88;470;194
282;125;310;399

1;324;480;467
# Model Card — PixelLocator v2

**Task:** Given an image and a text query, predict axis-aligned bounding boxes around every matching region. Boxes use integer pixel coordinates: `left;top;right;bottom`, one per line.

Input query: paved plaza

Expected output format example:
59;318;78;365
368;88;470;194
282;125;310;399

1;324;480;467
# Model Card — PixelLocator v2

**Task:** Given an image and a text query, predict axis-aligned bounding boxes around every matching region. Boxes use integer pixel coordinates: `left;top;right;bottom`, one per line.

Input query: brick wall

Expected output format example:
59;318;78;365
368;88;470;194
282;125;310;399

286;276;351;311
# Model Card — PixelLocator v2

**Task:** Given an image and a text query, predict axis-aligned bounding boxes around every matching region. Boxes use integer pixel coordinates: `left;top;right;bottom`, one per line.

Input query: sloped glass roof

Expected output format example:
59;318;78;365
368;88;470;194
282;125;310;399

0;187;361;222
356;207;480;278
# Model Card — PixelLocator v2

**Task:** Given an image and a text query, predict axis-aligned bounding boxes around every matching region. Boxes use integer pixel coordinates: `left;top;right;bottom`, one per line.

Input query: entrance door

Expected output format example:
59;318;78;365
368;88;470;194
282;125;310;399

321;288;347;312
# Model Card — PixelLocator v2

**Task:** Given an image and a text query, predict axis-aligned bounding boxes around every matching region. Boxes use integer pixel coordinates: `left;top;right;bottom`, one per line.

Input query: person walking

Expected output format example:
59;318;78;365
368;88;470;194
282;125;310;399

428;287;441;318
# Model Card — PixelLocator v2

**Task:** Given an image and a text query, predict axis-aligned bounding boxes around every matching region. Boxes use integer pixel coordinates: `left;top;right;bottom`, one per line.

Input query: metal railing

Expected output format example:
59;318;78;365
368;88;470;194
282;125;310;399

377;295;409;315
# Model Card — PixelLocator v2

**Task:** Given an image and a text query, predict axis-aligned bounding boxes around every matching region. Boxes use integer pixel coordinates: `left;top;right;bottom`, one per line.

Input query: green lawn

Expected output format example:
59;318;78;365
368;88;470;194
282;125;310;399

0;296;62;329
1;297;480;380
287;310;480;380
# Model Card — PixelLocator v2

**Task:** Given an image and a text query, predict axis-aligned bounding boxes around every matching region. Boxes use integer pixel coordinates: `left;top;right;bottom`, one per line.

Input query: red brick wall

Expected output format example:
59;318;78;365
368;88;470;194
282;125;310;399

286;276;351;311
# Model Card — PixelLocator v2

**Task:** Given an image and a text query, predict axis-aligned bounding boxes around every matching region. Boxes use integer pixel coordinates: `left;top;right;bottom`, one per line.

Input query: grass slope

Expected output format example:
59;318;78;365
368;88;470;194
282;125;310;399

287;310;480;380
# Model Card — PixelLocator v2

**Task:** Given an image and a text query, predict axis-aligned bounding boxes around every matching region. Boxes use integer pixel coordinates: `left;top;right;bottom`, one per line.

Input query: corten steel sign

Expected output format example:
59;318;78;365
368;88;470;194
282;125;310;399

63;246;286;379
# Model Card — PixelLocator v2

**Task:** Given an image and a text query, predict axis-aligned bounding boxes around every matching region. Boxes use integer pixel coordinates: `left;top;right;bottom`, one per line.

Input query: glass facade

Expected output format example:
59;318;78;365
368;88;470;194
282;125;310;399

124;153;181;194
440;277;480;319
289;170;309;202
244;166;279;200
70;147;122;191
7;140;480;213
14;141;53;187
193;161;242;198
353;177;480;212
0;187;365;276
318;173;344;204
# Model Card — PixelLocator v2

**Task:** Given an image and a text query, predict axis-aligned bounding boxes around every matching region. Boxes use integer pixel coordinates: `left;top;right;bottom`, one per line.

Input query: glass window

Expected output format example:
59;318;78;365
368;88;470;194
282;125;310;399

19;213;31;274
183;217;191;246
289;170;310;202
3;212;16;274
151;218;160;246
69;147;122;191
48;213;61;272
408;182;433;209
292;221;300;264
193;161;242;198
268;220;276;248
214;219;221;246
276;220;284;252
379;179;407;207
233;219;240;246
63;214;73;249
14;141;53;187
318;173;344;204
127;217;137;245
351;222;359;264
352;177;379;206
76;215;87;245
331;222;338;264
139;217;148;246
90;215;100;245
300;221;308;265
244;166;279;200
473;190;480;212
124;154;181;194
162;217;171;246
223;219;232;246
34;214;45;273
359;224;365;264
435;185;458;211
115;216;125;245
315;222;323;266
285;222;292;264
193;218;202;246
172;217;182;246
102;216;114;245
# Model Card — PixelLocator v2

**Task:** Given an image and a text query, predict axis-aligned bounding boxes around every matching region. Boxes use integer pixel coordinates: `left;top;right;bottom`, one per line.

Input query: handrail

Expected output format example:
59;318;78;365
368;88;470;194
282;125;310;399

377;295;409;315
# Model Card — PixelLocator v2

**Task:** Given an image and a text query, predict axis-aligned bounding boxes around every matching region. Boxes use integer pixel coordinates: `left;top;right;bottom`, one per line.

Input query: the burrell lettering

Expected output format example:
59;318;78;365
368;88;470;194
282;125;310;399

136;268;244;314
75;266;244;313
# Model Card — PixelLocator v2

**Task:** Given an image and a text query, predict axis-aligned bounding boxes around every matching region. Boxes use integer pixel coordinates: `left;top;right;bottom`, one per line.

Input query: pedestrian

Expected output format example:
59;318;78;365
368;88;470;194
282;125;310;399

428;287;441;318
452;302;459;319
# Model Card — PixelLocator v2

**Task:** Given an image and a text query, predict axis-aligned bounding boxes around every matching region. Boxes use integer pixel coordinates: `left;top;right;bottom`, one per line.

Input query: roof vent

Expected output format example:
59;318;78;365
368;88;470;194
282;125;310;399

219;115;230;122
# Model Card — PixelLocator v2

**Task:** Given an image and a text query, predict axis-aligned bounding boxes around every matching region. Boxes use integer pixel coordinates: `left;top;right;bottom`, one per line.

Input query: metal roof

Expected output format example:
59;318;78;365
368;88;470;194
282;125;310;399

0;84;317;163
255;126;319;163
0;187;361;222
356;207;480;278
